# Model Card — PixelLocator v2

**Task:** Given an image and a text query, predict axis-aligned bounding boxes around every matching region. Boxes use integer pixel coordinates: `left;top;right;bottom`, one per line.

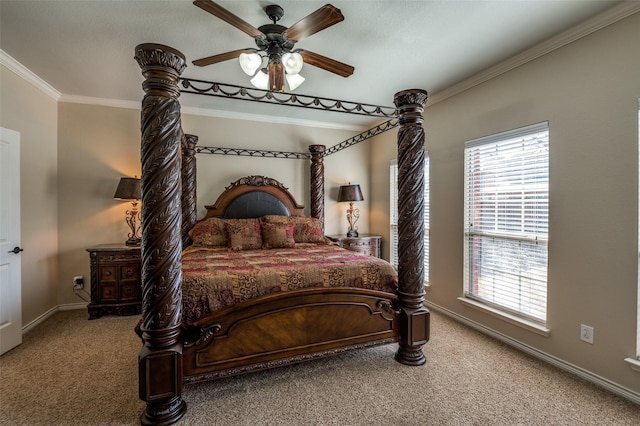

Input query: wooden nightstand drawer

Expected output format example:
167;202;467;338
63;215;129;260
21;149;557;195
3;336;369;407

327;234;382;258
120;264;139;281
87;244;142;319
99;266;117;282
120;282;141;302
100;284;118;301
97;251;141;263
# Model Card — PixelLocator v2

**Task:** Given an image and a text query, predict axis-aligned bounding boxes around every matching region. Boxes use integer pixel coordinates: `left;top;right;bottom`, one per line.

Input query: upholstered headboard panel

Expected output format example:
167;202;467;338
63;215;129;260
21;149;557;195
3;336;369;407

222;191;290;218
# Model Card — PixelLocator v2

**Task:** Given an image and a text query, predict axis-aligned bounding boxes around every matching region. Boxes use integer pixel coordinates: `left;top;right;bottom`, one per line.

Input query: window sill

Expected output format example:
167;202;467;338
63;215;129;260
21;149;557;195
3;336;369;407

457;297;551;337
624;357;640;373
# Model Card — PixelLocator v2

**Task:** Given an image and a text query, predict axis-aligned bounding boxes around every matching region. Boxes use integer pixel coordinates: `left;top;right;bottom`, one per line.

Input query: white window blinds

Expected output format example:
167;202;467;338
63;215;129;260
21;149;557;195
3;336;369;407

464;122;549;323
390;156;429;284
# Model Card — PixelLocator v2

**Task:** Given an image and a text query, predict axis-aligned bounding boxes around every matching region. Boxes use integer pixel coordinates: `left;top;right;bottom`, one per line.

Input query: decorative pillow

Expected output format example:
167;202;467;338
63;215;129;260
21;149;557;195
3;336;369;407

188;218;228;247
289;216;325;243
225;218;263;251
261;222;295;249
261;215;289;224
262;215;325;243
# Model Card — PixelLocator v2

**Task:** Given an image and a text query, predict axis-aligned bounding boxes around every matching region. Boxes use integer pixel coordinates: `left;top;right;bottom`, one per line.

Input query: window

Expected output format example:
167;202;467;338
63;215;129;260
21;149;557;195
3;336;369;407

390;156;429;284
463;122;549;324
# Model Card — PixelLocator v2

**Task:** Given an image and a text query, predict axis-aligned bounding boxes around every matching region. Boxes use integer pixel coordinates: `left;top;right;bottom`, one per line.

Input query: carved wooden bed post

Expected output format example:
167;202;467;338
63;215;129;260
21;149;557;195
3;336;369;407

394;89;430;366
182;134;198;247
309;144;326;226
135;43;187;425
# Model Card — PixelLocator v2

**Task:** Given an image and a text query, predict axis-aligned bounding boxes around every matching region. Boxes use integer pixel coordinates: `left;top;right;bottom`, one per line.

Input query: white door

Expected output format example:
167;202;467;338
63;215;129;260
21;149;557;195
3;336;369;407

0;127;22;355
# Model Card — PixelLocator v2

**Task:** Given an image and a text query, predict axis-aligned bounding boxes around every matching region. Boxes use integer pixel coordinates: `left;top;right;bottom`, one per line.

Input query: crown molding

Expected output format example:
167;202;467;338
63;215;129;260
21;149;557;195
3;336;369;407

428;1;640;106
59;94;140;110
0;49;61;101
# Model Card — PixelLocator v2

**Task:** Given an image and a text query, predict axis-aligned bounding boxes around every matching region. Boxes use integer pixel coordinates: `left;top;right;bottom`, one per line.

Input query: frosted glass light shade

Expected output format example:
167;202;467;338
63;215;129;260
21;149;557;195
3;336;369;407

239;52;262;76
250;69;269;90
285;73;305;91
282;52;303;75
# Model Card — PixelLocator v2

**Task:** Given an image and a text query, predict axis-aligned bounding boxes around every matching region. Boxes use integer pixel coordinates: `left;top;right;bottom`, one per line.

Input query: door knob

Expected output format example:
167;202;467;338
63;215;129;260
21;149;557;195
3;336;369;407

8;246;23;254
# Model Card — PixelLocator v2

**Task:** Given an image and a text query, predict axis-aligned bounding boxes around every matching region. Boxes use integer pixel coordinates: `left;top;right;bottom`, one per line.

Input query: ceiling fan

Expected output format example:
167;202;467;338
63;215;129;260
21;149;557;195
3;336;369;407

192;0;355;92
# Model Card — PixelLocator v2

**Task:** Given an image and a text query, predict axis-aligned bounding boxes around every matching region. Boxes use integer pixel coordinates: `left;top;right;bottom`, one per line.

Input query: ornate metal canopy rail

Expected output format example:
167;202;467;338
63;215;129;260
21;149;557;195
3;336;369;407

323;118;399;156
196;117;399;160
196;146;310;159
180;78;396;117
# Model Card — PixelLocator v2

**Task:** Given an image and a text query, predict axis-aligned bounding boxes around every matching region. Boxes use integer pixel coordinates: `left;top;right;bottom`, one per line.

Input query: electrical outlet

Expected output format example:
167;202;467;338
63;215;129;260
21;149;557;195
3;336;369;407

72;275;84;290
580;324;594;344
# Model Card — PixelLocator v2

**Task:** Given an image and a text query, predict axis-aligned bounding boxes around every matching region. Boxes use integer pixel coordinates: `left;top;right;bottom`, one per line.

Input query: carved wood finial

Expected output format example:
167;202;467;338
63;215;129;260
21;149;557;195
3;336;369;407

135;43;186;98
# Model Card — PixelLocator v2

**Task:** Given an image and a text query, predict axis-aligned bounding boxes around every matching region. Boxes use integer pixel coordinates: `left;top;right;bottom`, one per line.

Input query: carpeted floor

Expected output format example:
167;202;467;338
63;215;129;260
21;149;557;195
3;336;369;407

1;309;638;425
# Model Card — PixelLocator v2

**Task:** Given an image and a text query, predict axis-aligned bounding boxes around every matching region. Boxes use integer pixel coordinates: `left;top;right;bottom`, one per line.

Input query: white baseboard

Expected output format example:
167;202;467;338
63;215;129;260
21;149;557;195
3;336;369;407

425;301;640;405
58;302;88;311
21;302;87;334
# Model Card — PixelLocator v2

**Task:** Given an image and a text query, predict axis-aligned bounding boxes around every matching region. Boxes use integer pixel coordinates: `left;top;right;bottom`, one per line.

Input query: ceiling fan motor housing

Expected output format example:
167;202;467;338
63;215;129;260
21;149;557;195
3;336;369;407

256;24;295;58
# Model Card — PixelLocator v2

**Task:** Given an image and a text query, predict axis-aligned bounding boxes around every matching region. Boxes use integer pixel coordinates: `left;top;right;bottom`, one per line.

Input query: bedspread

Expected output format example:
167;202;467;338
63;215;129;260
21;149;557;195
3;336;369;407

181;243;398;324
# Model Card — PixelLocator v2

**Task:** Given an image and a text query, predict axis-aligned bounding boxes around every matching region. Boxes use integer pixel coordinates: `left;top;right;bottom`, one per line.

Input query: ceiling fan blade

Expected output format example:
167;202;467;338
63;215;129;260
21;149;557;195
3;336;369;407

193;0;264;39
192;48;255;67
298;50;354;78
283;4;344;42
268;63;285;92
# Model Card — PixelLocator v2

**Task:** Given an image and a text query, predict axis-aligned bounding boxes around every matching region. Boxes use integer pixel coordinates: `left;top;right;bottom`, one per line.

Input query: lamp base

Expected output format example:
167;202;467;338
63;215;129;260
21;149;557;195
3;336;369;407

346;229;358;238
125;237;141;246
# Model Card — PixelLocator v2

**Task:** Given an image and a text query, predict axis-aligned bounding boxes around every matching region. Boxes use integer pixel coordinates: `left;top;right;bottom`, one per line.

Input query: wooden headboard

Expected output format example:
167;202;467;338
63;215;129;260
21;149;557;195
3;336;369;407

204;176;305;219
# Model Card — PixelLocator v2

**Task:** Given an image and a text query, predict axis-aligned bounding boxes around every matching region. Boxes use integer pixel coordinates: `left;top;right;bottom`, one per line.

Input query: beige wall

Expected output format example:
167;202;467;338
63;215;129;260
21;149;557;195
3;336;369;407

0;64;59;326
56;104;366;305
371;12;640;394
57;103;142;306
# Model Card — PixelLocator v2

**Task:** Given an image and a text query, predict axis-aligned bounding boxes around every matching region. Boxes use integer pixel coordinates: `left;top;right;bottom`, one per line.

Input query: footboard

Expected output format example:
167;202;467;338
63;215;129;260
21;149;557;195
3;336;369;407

182;288;400;383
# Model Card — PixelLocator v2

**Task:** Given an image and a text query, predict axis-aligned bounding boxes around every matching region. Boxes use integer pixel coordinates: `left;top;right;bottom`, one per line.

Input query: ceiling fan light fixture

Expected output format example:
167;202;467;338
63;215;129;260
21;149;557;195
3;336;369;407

239;52;262;76
250;69;270;90
282;52;304;75
193;2;354;91
286;73;305;91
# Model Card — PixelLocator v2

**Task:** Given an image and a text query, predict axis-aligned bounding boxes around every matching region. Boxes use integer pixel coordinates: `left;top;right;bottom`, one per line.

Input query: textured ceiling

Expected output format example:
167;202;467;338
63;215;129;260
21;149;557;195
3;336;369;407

0;0;628;128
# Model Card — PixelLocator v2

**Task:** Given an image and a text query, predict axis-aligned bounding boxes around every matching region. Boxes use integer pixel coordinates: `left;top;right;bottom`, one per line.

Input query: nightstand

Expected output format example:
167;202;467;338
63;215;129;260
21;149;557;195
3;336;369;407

327;234;382;258
86;244;142;319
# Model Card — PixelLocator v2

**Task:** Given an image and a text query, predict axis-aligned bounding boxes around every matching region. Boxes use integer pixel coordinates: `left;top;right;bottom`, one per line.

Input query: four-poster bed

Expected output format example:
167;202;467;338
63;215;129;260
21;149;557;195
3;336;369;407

134;43;429;425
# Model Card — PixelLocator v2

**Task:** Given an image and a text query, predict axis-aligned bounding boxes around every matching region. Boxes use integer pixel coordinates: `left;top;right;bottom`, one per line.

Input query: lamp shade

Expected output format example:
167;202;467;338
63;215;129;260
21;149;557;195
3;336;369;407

250;69;270;90
113;177;141;200
338;184;364;202
282;52;303;75
285;72;305;91
239;52;262;76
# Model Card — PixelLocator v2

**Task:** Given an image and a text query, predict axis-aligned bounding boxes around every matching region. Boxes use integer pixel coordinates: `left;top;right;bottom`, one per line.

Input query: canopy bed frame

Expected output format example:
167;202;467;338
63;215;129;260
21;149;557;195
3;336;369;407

134;43;429;425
